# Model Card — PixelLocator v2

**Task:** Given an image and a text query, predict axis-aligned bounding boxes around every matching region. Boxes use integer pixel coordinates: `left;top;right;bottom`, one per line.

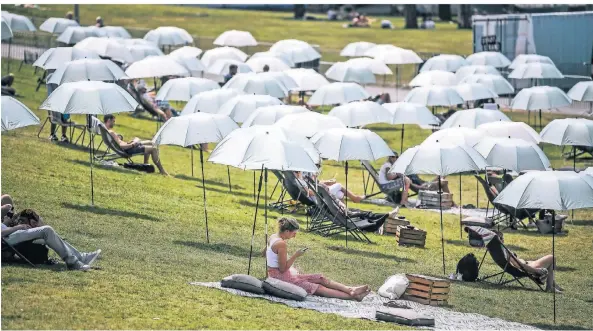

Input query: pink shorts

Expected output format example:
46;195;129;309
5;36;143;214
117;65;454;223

268;268;326;295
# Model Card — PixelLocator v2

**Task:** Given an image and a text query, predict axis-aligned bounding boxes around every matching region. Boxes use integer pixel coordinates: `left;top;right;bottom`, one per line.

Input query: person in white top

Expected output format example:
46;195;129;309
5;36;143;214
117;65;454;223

378;152;412;206
305;162;365;203
264;217;371;301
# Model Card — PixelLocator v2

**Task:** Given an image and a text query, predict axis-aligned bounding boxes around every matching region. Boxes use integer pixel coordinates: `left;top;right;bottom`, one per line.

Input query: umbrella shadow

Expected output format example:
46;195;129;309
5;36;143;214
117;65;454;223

530;323;589;330
56;141;92;153
173;240;253;258
326;245;415;263
61;202;161;222
568;219;593;227
175;174;244;190
69;159;141;175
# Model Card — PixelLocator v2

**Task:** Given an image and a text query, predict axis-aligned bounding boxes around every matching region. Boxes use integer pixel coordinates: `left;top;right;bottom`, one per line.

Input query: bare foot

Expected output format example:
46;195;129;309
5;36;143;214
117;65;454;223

350;285;369;296
388;206;400;218
353;289;371;302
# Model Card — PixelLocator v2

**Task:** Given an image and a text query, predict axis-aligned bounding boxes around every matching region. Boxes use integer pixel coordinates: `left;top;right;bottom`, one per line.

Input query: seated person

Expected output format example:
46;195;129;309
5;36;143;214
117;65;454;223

143;88;171;121
380;19;393;29
156;100;179;118
1;73;16;96
103;114;169;176
420;15;436;29
327;8;337;20
264;217;371;301
1;194;15;221
136;81;168;121
2;208;100;271
302;161;364;203
378;152;412;206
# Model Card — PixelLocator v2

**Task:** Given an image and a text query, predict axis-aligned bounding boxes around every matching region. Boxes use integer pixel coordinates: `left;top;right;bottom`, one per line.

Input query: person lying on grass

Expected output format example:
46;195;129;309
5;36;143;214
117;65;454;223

263;217;371;301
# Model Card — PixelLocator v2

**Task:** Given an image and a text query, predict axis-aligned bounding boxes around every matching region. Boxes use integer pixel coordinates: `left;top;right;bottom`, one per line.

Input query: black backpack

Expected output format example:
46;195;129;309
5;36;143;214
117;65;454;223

456;253;479;281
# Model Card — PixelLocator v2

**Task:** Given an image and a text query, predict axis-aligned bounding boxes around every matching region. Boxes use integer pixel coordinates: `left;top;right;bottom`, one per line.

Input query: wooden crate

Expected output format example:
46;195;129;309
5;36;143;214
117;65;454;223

403;274;450;306
396;225;426;247
383;217;410;235
418;190;453;208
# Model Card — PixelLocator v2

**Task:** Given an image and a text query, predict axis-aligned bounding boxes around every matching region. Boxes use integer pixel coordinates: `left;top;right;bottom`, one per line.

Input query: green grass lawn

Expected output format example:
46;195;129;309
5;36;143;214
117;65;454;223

1;59;593;330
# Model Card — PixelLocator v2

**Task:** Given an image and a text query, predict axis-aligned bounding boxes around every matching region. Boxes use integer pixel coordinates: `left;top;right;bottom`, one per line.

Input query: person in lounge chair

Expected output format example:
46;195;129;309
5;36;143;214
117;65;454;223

301;163;365;203
378;152;412;206
103;114;169;176
2;208;101;271
264;217;371;301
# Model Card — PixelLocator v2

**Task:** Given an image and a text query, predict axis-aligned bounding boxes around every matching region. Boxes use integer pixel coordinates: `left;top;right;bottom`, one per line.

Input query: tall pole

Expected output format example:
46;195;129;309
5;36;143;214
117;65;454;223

247;168;264;276
439;176;445;275
87;115;95;206
200;149;209;243
459;173;462;239
264;168;268;278
345;161;349;247
400;124;405;154
74;4;80;23
552;209;556;324
191;146;194;177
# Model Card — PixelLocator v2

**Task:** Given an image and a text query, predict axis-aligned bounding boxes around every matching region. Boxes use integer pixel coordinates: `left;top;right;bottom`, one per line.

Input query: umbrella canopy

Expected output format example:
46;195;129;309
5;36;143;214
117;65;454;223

269;39;321;64
477;121;542;144
325;62;376;84
340;41;377;57
1;16;12;41
1;12;35;32
420;54;468;73
258;72;298;91
409;70;456;87
474;137;551;173
460;74;514;95
404;86;464;107
465;51;511;68
584;167;593;175
567;81;593;102
218;94;283;123
100;26;131;39
1;96;40;132
169;53;207;76
152;112;238;146
169;46;203;58
201;47;248;67
213;30;257;47
245;56;291;73
508;63;564;79
327;101;392;127
511;86;571;111
455;65;500;82
48;59;128;85
423;127;485;147
284;68;330;92
39;81;138;115
383;102;438;126
209;126;319;172
363;44;401;58
440;108;510;129
39;17;79;34
493;171;593;210
207;59;252;76
57;26;103;44
250;51;295;67
540;118;593;147
126;44;164;62
509;54;555;70
345;57;393;75
274;112;346;138
74;37;134;63
143;26;193;46
112;38;154;46
33;47;100;70
155;77;221;102
308;82;370;106
368;47;423;65
125;55;190;79
241;105;309;128
454;83;499;102
222;73;288;98
310;128;393;161
180;89;241;115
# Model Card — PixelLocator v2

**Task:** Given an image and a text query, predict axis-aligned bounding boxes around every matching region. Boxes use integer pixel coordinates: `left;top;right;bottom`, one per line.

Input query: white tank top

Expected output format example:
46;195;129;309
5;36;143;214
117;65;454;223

266;236;283;268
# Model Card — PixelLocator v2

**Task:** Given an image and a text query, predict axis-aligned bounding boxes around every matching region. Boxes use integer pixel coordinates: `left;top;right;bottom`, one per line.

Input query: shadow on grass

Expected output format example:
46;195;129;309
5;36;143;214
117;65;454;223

531;323;590;330
569;219;593;227
175;173;244;190
326;245;415;263
555;266;578;272
174;240;252;258
68;159;141;175
452;278;544;293
61;202;161;222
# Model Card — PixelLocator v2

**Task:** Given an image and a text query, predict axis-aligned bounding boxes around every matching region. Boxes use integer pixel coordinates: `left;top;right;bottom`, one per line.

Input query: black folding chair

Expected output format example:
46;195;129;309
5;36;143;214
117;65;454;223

95;123;145;163
1;237;36;267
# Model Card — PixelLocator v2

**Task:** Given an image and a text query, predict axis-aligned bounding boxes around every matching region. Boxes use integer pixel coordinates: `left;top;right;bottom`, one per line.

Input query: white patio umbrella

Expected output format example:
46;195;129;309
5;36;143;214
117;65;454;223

454;83;499;102
1;96;40;132
465;51;511;68
155;77;220;102
477;121;542;144
275;111;346;138
474;137;551;173
391;141;488;274
363;44;401;58
218;94;283;123
383;102;439;153
113;38;153;46
440;108;510;129
169;53;207;77
325;62;376;84
57;26;102;44
74;37;134;63
214;30;257;47
1;16;12;41
420;54;468;73
567;81;593;112
39;17;79;34
169;46;203;58
250;51;295;67
460;74;515;95
143;26;193;46
39;81;138;205
404;86;464;108
222;73;288;98
422;127;485;147
508;63;564;80
1;12;35;32
33;47;100;70
269;39;321;64
409;70;456;87
327;101;392;128
340;41;377;57
367;47;423;100
258;72;298;91
241;105;308;128
284;68;330;92
455;65;500;82
125;56;190;79
308;82;370;106
201;46;248;67
245;56;291;73
207;59;252;77
540;118;593;172
509;54;555;70
100;26;132;39
48;59;128;85
345;57;393;75
180;89;241;115
126;44;164;63
584;167;593;175
511;86;572;129
152;112;238;243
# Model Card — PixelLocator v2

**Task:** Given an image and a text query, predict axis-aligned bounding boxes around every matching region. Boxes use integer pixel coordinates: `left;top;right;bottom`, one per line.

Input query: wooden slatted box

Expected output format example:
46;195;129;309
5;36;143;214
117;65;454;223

383;216;411;235
418;190;453;208
402;274;450;306
396;225;426;247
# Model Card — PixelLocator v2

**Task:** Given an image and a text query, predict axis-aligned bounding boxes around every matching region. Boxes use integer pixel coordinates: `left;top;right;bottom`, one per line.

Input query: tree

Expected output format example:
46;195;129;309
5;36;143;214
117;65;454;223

438;4;451;21
457;5;472;29
404;5;418;29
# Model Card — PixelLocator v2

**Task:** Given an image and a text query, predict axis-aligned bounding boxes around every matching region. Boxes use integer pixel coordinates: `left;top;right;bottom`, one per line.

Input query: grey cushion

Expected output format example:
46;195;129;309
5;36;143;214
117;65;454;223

221;274;265;294
262;277;307;301
376;307;435;326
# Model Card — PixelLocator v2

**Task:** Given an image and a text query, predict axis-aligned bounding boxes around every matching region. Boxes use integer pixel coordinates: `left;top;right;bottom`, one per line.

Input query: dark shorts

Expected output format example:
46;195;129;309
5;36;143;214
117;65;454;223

380;178;404;192
127;145;146;154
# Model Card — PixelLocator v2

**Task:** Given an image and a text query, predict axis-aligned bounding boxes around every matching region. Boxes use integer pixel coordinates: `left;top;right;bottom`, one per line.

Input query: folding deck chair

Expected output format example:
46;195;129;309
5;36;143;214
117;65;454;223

94;123;145;163
360;160;418;201
1;237;36;267
36;111;87;145
562;145;593;161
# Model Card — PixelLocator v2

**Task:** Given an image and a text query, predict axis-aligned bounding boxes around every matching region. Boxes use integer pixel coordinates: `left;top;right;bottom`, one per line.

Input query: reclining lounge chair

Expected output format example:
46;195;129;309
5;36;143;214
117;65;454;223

95;123;145;163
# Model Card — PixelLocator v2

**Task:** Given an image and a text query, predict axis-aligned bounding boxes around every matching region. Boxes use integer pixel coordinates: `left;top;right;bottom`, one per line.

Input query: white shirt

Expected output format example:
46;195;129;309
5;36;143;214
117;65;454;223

1;223;7;230
378;162;393;185
266;235;282;268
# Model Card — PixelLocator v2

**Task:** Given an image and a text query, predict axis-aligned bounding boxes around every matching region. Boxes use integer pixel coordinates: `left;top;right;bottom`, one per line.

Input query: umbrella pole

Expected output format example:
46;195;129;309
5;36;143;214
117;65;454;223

253;172;256;200
264;168;269;278
87;115;95;206
247;168;264;276
345;161;349;248
528;110;531;127
400;124;405;154
572;148;576;223
552;209;556;324
459;173;462;239
539;109;542;131
439;176;445;275
200;149;209;244
227;166;232;192
476;177;479;209
191;146;194;177
395;66;399;101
